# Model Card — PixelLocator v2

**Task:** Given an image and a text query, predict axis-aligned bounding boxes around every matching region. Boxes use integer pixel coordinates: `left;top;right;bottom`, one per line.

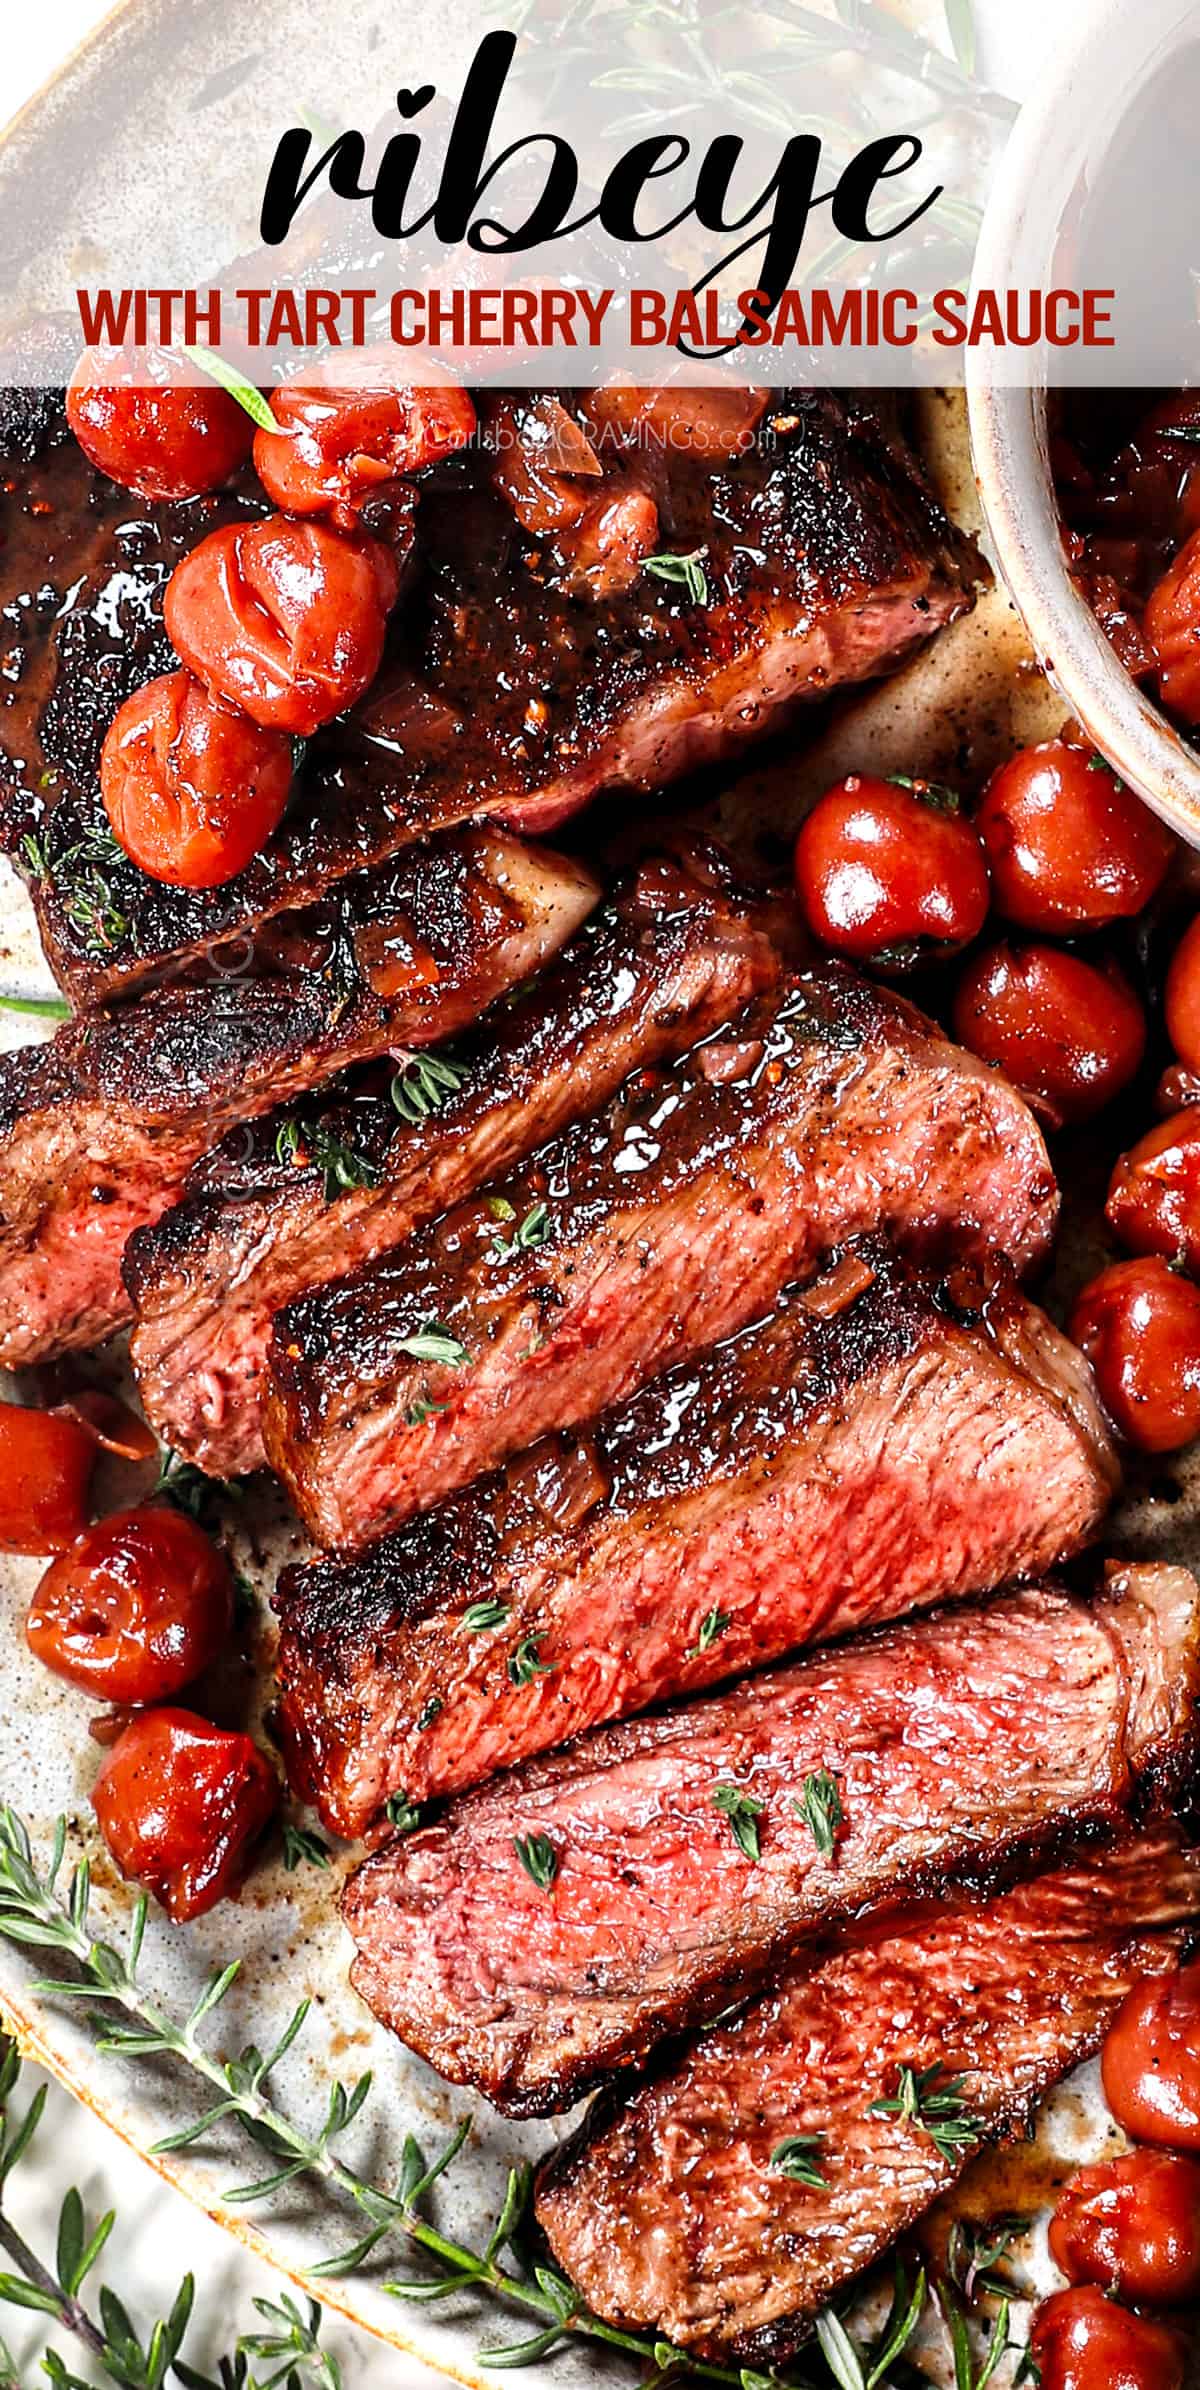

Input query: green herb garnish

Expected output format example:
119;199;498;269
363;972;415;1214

460;1599;511;1634
386;1791;424;1834
508;1632;552;1687
397;1322;471;1369
870;2063;984;2161
690;1606;732;1657
769;2134;828;2188
490;1202;550;1263
281;1824;331;1872
712;1784;765;1862
0;990;71;1021
514;1833;558;1890
391;1052;467;1125
182;344;278;432
644;547;709;605
796;1768;844;1862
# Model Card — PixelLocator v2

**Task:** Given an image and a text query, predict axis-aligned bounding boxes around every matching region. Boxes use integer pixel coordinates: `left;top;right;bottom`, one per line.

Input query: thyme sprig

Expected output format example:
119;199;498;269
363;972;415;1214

390;1053;467;1126
869;2065;984;2164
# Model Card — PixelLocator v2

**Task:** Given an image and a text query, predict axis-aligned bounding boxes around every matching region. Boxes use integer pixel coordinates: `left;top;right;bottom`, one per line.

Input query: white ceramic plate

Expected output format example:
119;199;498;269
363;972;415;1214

0;9;1194;2380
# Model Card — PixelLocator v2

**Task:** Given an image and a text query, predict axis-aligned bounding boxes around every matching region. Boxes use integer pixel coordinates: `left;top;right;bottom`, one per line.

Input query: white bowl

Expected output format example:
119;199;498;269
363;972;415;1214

966;0;1200;845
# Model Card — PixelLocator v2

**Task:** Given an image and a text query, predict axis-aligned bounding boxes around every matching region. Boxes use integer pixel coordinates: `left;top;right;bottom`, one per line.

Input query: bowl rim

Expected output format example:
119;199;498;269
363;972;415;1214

965;0;1200;848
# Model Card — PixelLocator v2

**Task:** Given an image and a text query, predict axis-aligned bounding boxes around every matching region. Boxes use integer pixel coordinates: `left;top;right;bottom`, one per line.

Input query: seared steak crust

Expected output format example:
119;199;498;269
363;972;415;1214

0;390;978;1004
536;1831;1200;2359
275;1247;1117;1832
0;829;596;1366
341;1565;1200;2113
265;971;1058;1551
126;853;783;1477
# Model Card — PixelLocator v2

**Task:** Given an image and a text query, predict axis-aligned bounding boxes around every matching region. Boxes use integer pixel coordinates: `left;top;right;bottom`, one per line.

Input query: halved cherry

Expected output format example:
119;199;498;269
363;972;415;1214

100;671;293;888
66;347;253;502
92;1708;278;1921
28;1505;233;1704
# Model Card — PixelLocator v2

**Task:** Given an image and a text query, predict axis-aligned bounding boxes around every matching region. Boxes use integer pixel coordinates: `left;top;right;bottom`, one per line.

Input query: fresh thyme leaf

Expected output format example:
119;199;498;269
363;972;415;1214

690;1606;732;1657
385;1791;424;1834
397;1322;471;1369
796;1768;844;1862
508;1632;552;1688
514;1832;557;1890
273;1119;379;1203
460;1599;511;1634
0;991;71;1021
390;1051;467;1125
490;1202;550;1263
869;2062;984;2161
416;1695;443;1730
183;345;278;433
887;772;961;814
644;546;709;605
712;1783;764;1862
403;1395;449;1429
19;831;49;880
281;1824;331;1873
768;2133;827;2188
486;1196;517;1223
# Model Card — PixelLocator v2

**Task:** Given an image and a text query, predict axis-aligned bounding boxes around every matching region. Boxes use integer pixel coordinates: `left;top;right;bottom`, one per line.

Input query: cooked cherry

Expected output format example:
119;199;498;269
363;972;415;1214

92;1708;277;1921
1030;2286;1185;2390
952;942;1145;1126
66;349;253;501
100;671;293;888
1107;1109;1200;1270
1049;2150;1200;2304
793;775;989;964
975;740;1173;930
1145;527;1200;724
254;359;476;527
1102;1958;1200;2152
1164;915;1200;1075
0;1405;99;1554
1070;1258;1200;1451
164;516;400;735
28;1506;233;1704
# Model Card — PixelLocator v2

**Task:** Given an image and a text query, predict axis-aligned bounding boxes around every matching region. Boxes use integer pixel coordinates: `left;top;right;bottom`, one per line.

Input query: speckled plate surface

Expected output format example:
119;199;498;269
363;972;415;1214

0;5;1196;2371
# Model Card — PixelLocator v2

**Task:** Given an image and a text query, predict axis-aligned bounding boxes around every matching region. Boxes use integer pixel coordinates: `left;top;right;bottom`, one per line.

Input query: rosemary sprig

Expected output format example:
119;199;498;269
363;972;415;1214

182;347;277;435
0;991;71;1021
0;1811;942;2390
869;2064;984;2163
390;1052;467;1126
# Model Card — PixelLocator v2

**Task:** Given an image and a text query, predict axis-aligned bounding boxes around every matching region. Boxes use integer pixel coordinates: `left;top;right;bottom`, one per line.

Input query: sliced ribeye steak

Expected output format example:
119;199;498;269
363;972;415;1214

536;1829;1200;2361
264;968;1058;1550
125;851;784;1477
275;1244;1117;1833
341;1564;1199;2113
0;388;978;1004
0;829;595;1367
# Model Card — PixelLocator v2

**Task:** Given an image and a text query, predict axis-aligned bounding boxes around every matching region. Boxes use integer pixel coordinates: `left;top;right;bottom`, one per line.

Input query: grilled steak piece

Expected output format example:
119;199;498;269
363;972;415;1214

125;853;783;1478
275;1246;1117;1833
0;389;978;1005
0;830;595;1368
536;1829;1200;2361
341;1563;1200;2113
265;969;1058;1551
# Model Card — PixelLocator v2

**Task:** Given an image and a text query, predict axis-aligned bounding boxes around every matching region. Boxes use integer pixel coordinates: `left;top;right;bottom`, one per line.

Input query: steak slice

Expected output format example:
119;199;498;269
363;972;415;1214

341;1563;1200;2114
264;970;1058;1551
0;389;978;1005
275;1246;1118;1833
0;829;596;1368
536;1830;1200;2361
125;852;783;1478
